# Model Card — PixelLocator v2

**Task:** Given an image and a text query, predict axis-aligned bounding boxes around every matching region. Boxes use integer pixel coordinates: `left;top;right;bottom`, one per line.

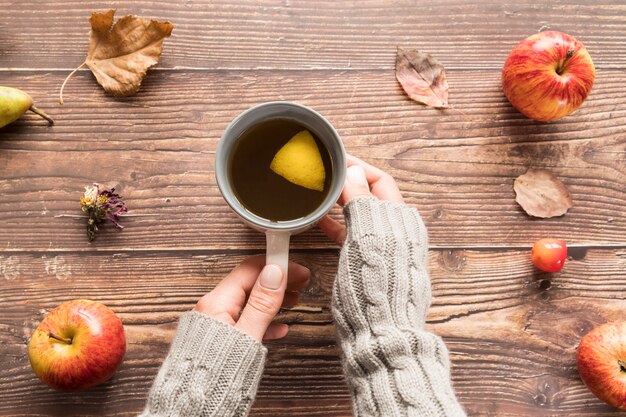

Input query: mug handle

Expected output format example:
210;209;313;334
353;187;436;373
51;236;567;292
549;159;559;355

266;230;291;277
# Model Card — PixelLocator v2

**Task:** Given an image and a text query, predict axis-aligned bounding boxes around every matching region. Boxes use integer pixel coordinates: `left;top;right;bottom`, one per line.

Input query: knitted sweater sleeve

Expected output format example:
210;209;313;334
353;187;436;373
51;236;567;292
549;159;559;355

139;311;266;417
332;197;466;417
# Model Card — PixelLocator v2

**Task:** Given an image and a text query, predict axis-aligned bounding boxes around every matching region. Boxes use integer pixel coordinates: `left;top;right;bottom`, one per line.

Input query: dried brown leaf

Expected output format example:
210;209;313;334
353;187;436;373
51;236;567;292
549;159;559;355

60;9;173;102
395;47;449;108
86;10;173;97
514;169;573;218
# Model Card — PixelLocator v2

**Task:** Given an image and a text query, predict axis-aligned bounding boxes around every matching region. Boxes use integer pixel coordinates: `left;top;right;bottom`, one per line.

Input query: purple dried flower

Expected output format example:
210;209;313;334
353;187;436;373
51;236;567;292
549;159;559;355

80;183;127;241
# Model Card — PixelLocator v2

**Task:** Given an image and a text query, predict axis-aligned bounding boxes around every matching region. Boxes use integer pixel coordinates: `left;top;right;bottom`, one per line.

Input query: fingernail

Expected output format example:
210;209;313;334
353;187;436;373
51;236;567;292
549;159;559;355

259;264;283;290
347;165;367;185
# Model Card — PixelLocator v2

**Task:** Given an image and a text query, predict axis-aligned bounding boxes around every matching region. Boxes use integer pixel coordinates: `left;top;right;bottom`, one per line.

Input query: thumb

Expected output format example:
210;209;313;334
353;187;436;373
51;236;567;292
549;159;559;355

341;165;372;203
235;264;286;341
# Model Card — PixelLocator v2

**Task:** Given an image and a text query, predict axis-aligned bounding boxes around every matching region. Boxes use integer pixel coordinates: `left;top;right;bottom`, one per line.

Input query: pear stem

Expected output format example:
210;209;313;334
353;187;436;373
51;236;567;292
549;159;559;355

48;332;72;345
29;105;54;125
59;61;86;105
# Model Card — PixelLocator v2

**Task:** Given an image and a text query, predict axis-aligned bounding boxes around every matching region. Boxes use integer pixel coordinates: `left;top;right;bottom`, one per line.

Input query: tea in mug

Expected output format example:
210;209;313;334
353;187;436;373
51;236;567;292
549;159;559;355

229;118;332;221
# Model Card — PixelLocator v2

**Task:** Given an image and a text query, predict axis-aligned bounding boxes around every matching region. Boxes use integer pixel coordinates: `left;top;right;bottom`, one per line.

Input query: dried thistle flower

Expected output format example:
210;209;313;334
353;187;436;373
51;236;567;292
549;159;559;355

80;183;127;241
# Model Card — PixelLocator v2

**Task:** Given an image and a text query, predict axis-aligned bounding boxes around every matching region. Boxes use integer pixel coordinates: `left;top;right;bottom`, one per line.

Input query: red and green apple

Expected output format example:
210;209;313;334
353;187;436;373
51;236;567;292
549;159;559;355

502;31;595;121
577;321;626;410
28;299;126;391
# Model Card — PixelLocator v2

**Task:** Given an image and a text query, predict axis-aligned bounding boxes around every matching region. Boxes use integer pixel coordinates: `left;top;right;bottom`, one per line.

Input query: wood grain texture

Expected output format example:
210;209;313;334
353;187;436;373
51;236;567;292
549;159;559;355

0;0;625;70
1;0;625;416
0;70;624;250
1;249;625;416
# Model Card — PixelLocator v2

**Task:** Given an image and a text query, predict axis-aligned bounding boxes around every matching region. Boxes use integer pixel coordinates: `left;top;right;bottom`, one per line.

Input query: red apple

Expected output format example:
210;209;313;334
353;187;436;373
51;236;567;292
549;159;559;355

28;299;126;391
577;321;626;410
502;31;595;121
531;238;567;272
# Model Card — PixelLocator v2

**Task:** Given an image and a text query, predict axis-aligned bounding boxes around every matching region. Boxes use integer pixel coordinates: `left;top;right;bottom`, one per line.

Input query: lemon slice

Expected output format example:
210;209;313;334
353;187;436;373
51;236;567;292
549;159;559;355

270;130;325;192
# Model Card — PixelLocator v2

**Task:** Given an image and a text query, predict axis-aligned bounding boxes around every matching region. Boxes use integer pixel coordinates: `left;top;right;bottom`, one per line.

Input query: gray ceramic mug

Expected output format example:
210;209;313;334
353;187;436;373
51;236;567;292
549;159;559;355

215;102;346;275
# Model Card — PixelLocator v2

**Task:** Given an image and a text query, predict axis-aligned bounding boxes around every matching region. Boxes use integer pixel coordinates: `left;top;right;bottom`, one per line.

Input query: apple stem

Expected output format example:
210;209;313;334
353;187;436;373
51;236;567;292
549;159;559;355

48;332;72;345
619;360;626;373
556;48;576;75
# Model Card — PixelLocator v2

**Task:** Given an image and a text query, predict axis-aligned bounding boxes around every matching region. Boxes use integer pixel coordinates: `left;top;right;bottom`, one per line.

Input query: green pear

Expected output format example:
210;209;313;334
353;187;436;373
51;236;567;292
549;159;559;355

0;86;54;128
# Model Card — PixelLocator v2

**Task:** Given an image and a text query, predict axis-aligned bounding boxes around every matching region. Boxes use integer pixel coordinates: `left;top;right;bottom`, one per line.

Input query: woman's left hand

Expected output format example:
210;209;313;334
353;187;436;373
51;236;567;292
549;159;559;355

194;255;310;341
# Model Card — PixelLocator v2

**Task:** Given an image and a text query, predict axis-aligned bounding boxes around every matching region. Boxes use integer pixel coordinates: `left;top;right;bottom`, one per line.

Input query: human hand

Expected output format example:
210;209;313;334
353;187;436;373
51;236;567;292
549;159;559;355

318;154;404;244
194;255;310;341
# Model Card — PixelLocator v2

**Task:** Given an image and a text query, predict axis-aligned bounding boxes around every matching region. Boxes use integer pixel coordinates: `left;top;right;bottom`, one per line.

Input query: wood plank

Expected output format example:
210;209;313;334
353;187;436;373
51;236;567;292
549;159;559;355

0;0;625;70
1;2;624;417
1;249;625;415
1;70;624;250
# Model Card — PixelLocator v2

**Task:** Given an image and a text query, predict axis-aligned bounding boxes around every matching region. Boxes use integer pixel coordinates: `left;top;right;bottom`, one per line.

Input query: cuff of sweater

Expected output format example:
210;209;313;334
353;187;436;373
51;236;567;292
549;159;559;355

343;196;428;246
142;311;267;417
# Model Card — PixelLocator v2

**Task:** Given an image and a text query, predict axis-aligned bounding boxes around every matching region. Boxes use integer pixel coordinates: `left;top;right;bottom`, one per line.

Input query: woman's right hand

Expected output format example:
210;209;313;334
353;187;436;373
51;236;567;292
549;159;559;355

318;154;404;244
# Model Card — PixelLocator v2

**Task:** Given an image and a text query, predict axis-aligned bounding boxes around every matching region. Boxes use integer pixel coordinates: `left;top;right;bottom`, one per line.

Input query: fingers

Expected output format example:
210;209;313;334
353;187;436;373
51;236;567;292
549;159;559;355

285;262;310;292
235;264;286;341
370;174;404;204
318;215;346;245
194;286;246;319
194;257;261;318
340;165;373;204
339;155;404;205
197;255;309;319
220;255;308;293
263;323;289;341
260;291;302;341
281;291;300;309
320;154;404;243
194;257;311;342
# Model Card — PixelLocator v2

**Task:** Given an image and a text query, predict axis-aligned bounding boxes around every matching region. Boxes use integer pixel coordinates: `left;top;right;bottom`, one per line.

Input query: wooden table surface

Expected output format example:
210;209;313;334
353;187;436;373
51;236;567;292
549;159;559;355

1;1;625;416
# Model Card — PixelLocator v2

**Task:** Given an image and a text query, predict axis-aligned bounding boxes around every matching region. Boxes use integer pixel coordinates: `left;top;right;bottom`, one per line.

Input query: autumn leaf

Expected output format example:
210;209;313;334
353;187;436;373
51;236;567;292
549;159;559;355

60;9;174;103
514;169;573;218
395;47;449;108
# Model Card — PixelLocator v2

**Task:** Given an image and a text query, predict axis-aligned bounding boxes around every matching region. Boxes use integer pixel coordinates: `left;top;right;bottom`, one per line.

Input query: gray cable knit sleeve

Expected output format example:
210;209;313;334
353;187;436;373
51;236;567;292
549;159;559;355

139;311;266;417
332;197;465;417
